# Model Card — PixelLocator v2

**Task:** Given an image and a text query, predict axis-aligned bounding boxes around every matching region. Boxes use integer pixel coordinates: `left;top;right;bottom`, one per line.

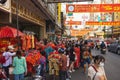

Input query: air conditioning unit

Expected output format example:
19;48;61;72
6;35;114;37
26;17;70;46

0;0;7;4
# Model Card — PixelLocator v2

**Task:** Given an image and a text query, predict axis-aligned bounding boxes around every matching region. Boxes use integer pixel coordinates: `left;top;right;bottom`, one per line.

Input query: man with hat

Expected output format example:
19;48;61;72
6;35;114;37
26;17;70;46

2;45;16;80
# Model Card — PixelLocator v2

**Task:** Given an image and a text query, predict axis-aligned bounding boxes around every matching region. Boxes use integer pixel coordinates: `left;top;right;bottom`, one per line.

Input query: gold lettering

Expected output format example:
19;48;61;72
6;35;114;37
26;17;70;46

114;6;120;11
103;6;112;11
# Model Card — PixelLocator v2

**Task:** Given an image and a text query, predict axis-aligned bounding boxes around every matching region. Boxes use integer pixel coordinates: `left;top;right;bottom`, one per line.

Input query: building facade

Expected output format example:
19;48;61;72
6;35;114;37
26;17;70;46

0;0;60;40
113;0;120;38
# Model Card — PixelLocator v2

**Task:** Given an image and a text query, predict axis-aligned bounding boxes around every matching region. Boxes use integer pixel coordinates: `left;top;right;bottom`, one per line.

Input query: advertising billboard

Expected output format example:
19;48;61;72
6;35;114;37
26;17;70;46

66;4;120;12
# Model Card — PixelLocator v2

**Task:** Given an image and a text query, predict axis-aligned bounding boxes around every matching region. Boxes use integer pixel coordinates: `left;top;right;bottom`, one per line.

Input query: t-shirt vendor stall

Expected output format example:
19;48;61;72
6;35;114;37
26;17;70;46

0;26;43;76
0;26;24;53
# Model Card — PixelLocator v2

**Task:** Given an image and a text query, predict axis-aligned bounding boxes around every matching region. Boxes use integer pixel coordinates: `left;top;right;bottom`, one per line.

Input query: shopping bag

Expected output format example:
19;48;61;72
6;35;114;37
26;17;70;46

9;67;14;74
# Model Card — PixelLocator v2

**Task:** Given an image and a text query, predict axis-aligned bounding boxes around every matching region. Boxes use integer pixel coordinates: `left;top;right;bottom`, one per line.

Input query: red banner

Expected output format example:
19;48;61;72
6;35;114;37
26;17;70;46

86;21;120;25
65;21;120;25
66;4;120;12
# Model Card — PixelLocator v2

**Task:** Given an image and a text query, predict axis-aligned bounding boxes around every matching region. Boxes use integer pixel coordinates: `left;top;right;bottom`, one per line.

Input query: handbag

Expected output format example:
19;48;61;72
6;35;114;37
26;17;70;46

92;65;98;80
0;69;7;79
0;55;10;64
9;67;14;74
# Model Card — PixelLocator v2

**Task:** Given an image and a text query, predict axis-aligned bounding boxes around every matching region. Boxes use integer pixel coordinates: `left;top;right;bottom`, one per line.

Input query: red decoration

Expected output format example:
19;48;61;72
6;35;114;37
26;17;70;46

0;26;24;38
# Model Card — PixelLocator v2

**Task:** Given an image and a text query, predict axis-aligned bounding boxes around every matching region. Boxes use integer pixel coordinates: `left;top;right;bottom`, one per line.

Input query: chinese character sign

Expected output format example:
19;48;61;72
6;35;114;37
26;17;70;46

66;4;120;12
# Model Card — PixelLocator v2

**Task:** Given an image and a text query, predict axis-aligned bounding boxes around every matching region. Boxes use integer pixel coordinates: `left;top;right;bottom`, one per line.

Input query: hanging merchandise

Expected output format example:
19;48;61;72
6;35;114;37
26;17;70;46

21;36;27;51
26;35;32;50
0;26;24;53
0;26;24;38
22;31;36;50
25;50;41;73
31;35;35;48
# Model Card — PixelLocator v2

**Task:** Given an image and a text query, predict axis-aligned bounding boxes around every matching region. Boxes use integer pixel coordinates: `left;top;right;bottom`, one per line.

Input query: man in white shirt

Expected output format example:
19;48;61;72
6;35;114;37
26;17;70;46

2;46;16;80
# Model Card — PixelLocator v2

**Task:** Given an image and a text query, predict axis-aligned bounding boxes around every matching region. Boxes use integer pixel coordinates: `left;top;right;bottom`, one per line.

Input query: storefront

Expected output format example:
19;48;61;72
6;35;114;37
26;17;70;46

0;0;47;39
46;20;56;40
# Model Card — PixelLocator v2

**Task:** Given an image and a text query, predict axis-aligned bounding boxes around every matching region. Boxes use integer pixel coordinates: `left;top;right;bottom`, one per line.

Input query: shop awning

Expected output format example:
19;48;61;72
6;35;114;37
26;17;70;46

0;26;24;38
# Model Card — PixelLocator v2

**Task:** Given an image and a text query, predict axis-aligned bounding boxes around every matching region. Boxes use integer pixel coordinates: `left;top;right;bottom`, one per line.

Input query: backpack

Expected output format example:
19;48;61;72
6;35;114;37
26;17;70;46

0;53;9;64
0;55;6;64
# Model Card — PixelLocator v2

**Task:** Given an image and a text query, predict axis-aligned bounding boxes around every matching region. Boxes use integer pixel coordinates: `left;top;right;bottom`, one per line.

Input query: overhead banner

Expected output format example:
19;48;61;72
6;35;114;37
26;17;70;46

65;21;81;25
66;4;120;12
47;0;93;3
86;21;120;26
65;21;120;25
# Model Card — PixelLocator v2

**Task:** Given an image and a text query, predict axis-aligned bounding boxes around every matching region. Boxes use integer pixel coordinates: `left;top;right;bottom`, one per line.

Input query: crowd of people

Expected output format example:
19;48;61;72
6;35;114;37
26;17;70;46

0;38;107;80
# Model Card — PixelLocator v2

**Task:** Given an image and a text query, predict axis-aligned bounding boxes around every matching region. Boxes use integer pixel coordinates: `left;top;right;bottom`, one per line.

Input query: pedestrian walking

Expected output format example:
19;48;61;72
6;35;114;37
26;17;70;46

69;45;76;73
12;50;27;80
79;40;84;67
2;46;16;80
74;44;80;69
58;48;67;80
65;49;71;80
83;46;92;73
88;55;107;80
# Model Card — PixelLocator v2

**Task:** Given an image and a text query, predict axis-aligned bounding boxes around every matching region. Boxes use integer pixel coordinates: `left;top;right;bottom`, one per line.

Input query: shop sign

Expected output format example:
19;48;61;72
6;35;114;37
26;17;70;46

65;21;81;25
68;12;73;16
11;1;45;26
66;4;120;12
70;30;89;36
58;3;61;23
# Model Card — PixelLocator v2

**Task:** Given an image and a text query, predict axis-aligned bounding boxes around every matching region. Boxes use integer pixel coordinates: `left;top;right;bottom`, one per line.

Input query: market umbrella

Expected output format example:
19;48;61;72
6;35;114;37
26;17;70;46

0;26;24;38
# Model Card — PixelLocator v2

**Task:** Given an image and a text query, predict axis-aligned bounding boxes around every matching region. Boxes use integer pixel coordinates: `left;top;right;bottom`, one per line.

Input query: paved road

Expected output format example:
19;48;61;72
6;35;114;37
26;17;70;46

71;49;120;80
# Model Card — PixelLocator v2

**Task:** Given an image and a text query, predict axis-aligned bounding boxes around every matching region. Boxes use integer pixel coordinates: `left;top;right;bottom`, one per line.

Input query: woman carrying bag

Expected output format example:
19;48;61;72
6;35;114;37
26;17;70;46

12;50;27;80
88;55;107;80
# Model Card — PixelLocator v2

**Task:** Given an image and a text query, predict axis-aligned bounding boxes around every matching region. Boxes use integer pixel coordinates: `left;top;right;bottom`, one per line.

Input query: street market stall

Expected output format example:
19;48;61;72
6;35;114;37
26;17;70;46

0;26;24;53
0;26;42;79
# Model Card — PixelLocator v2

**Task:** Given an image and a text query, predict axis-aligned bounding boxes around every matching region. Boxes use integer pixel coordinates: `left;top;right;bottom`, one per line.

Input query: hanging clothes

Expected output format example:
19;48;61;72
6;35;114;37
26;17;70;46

21;36;27;50
31;35;35;48
26;35;32;50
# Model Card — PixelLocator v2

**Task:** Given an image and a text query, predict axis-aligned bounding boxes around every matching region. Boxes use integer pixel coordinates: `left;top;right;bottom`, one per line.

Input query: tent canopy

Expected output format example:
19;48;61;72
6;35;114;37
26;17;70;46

0;26;24;38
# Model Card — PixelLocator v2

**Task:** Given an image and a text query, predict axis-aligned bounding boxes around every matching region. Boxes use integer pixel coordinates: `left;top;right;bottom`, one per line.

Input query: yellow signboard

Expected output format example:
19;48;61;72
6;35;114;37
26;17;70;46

58;3;61;23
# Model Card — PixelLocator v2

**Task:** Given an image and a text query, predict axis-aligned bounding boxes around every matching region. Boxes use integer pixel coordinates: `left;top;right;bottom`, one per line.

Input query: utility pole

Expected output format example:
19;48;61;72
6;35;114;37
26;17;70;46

111;0;114;38
16;0;20;50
